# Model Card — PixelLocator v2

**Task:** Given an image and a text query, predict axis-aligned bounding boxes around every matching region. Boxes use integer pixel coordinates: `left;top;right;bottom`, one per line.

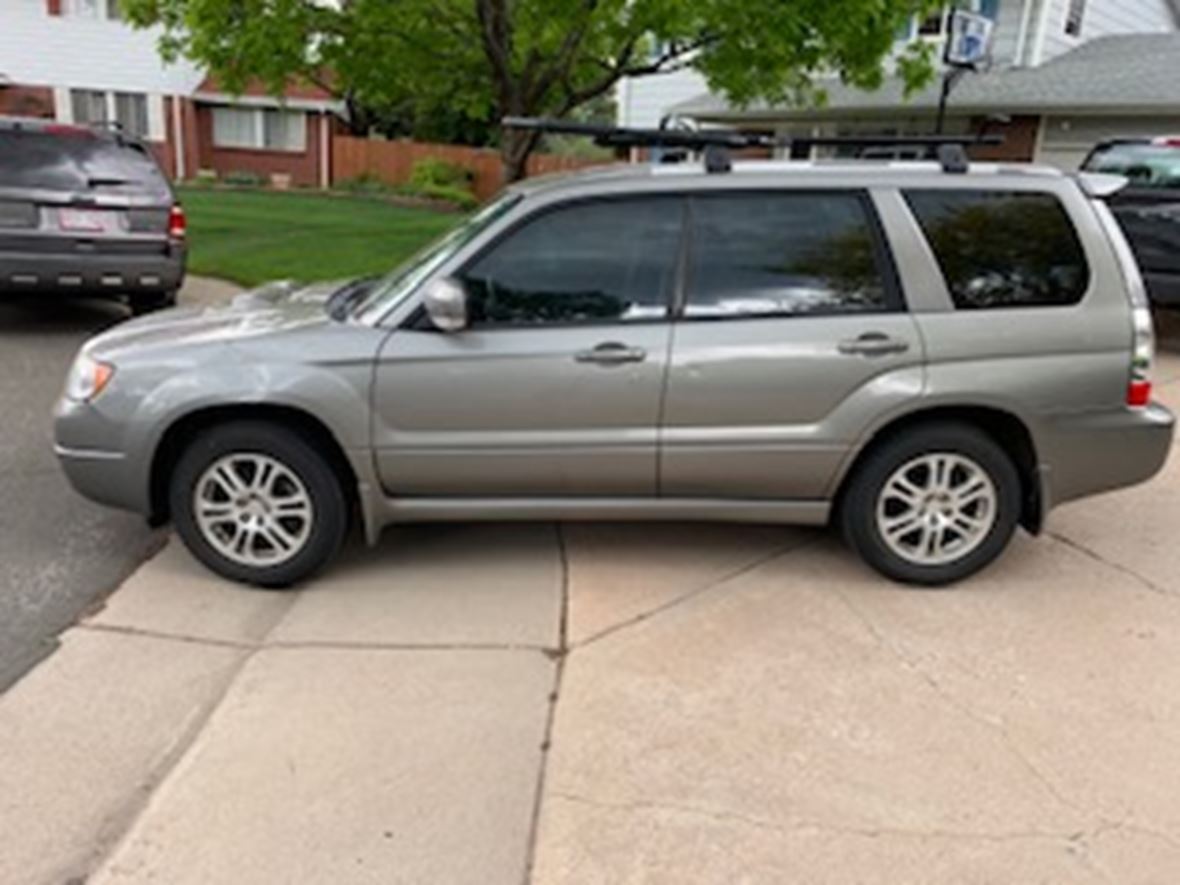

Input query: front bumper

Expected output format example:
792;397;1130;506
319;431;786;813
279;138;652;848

54;396;151;515
1040;403;1175;512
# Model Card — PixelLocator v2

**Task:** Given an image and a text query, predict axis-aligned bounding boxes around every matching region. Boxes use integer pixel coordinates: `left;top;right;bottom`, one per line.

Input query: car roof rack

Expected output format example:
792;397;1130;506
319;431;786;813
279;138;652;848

502;116;1003;175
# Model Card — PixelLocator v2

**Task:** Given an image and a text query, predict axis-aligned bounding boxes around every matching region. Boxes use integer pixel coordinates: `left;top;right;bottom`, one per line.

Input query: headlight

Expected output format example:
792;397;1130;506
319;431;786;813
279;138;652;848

64;353;115;402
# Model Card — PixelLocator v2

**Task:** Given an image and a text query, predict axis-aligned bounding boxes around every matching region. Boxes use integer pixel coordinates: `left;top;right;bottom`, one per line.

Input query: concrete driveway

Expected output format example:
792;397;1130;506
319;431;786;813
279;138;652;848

2;356;1180;884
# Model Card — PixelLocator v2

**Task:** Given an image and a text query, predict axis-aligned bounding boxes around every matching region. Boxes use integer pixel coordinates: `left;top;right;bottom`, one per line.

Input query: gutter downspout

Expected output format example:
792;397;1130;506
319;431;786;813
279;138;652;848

171;95;185;182
1013;0;1036;66
1029;0;1056;67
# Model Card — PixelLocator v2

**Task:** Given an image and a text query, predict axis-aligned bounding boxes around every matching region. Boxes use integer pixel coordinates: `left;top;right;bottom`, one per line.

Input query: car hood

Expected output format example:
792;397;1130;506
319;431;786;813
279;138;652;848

83;279;348;361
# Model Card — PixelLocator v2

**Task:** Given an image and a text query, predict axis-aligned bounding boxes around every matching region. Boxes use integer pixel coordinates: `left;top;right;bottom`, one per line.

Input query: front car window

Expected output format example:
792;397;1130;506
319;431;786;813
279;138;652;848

1083;142;1180;189
905;189;1089;309
458;197;683;327
351;193;521;324
685;192;892;318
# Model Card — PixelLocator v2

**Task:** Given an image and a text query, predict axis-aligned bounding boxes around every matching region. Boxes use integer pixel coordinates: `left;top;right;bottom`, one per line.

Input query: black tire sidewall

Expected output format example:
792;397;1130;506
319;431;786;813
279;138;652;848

129;291;177;315
840;423;1021;587
169;421;348;588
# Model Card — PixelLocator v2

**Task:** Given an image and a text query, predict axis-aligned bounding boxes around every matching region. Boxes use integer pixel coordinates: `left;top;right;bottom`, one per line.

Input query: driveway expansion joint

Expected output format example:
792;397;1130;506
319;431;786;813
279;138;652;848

523;523;569;884
570;532;826;651
1047;530;1179;598
829;584;1086;820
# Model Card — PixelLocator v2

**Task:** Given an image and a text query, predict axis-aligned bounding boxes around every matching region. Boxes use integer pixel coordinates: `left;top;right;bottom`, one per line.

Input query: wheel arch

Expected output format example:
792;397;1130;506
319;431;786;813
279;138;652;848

148;403;361;527
832;405;1043;534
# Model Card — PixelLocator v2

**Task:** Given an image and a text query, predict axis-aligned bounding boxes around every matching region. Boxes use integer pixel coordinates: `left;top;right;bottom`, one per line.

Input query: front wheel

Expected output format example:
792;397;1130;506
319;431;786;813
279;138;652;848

839;423;1021;586
169;421;349;588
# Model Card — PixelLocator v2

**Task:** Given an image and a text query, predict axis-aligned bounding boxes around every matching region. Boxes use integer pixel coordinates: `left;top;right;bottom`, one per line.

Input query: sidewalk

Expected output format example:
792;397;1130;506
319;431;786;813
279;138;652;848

3;299;1180;881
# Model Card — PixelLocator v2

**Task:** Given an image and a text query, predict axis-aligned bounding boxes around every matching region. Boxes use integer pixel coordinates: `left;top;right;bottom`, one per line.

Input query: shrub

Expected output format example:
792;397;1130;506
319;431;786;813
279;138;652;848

223;169;266;187
409;157;473;191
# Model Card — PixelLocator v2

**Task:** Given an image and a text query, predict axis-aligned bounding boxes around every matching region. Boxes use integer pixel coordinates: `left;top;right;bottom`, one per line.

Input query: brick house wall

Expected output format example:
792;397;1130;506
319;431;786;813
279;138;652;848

0;84;55;118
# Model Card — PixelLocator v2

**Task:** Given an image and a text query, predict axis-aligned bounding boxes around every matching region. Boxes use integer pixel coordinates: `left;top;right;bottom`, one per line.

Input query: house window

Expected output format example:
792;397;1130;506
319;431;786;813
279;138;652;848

906;1;998;40
114;92;148;137
71;89;109;125
1065;0;1085;36
66;0;121;17
917;9;947;36
212;107;307;152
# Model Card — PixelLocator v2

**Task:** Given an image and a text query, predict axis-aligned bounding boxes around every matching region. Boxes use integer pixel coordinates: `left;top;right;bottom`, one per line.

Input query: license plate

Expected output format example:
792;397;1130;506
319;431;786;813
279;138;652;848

58;208;117;233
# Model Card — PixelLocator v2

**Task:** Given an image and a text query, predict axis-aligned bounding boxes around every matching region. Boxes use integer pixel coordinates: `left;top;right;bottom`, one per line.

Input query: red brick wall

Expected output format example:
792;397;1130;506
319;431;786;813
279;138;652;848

967;115;1040;162
195;105;325;186
0;84;55;118
46;0;63;15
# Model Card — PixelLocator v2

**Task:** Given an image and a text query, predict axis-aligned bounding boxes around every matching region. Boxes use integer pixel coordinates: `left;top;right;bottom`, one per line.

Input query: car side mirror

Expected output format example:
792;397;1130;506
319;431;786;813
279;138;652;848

422;277;468;332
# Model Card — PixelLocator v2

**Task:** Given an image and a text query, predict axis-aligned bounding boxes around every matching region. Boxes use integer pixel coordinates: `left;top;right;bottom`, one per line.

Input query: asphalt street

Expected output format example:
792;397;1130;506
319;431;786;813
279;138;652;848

0;296;163;690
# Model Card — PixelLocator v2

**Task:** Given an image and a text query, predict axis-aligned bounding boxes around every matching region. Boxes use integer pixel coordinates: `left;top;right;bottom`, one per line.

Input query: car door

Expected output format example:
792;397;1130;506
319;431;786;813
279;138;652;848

372;195;684;497
660;190;925;500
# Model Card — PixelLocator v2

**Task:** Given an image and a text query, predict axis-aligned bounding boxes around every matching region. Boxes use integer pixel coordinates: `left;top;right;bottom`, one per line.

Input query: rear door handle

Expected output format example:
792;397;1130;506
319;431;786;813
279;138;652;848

837;332;910;357
574;341;647;365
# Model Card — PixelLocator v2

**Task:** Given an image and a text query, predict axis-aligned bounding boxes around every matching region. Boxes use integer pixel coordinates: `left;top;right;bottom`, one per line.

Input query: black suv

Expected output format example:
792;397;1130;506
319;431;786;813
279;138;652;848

1081;137;1180;307
0;117;185;313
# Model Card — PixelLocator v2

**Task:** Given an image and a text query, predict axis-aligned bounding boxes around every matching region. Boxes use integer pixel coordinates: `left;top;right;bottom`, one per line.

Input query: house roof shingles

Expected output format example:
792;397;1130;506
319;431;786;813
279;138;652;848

673;33;1180;121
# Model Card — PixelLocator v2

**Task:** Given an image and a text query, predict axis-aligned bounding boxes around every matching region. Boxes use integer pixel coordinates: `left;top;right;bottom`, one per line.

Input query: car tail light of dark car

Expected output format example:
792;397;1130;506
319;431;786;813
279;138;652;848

168;204;187;240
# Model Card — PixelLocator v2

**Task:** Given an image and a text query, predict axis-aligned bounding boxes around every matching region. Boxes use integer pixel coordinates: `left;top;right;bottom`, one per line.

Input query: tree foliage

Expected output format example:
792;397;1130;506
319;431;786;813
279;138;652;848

123;0;940;179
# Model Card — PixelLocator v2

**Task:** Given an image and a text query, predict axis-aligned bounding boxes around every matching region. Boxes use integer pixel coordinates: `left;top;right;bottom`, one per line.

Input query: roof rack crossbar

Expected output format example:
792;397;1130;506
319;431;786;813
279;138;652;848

502;117;1003;173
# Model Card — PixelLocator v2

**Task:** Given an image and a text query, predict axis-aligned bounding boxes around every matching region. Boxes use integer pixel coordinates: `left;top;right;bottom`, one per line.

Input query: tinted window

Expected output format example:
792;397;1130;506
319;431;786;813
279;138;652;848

686;193;891;318
1082;142;1180;189
0;130;168;195
906;190;1089;309
459;198;682;326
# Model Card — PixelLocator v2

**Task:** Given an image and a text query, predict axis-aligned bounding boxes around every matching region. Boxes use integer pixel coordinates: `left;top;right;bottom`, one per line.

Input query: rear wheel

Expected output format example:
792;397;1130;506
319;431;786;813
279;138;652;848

839;423;1021;586
128;290;177;315
169;421;348;588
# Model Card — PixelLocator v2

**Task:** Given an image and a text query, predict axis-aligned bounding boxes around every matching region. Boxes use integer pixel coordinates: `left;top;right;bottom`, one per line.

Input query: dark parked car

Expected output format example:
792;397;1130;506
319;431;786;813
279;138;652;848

1081;137;1180;307
0;117;185;313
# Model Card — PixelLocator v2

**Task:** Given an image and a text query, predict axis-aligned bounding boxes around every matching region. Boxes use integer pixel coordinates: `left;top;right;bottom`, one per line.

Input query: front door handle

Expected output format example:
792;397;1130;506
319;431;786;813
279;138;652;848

575;341;647;365
837;332;910;357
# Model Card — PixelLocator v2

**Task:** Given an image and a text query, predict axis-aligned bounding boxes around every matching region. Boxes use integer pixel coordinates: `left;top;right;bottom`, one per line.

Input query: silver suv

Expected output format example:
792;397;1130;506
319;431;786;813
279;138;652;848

54;146;1174;588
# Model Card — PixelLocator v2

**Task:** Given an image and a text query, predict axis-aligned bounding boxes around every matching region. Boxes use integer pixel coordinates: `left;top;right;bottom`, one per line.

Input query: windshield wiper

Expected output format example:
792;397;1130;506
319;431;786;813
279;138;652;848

327;276;379;321
87;176;131;188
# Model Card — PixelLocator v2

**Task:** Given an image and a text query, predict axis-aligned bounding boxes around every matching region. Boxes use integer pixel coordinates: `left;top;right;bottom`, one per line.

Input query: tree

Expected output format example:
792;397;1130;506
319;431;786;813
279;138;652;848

123;0;939;181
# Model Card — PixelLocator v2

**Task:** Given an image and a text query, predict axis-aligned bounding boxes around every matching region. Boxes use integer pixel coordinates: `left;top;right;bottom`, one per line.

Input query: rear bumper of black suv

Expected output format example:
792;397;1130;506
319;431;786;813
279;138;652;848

0;246;186;296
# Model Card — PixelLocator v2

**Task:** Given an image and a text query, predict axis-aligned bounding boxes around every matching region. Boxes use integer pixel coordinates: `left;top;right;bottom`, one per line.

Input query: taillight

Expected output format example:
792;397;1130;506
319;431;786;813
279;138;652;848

1128;304;1154;408
168;204;186;239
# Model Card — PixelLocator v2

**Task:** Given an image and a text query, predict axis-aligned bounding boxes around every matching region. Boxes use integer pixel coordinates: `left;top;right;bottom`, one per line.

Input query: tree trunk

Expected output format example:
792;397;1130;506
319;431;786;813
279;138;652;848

500;126;539;183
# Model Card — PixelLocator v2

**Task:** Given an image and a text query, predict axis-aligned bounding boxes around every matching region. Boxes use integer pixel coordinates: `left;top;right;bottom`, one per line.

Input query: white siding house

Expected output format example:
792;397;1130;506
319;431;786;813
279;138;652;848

0;0;342;185
642;0;1180;169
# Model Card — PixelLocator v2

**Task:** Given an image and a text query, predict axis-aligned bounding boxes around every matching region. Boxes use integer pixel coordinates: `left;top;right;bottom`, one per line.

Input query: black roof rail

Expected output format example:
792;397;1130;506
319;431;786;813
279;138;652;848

502;117;1003;175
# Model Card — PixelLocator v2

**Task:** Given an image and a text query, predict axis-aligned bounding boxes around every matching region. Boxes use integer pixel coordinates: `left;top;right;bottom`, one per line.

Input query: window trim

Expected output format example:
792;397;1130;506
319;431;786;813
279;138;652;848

673;189;907;324
408;193;690;332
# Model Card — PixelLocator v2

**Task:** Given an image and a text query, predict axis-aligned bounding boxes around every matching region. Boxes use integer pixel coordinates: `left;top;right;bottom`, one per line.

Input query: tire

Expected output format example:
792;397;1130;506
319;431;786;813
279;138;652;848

129;290;177;315
169;421;349;588
839;422;1021;587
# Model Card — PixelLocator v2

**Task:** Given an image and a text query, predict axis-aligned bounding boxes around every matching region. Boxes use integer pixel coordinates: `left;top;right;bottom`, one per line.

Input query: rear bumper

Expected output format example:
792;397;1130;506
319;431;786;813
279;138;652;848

0;247;185;295
1039;403;1174;512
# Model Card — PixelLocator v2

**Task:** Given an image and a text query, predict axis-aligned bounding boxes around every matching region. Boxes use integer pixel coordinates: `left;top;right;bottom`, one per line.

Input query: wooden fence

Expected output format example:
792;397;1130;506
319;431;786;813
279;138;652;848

331;136;607;202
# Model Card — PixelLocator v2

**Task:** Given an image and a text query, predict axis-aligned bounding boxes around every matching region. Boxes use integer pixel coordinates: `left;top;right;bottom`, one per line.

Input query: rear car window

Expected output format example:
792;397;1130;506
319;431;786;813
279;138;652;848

905;190;1089;309
0;129;168;195
1082;143;1180;189
686;192;893;318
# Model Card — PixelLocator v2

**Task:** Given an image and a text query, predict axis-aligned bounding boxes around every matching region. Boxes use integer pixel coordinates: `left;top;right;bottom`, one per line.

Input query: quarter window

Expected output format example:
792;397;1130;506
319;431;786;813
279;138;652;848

905;190;1089;309
458;198;683;327
685;193;892;318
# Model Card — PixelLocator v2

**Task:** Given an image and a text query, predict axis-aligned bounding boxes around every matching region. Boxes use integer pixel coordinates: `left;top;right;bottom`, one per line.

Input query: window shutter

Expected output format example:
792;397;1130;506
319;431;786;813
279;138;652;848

46;0;63;15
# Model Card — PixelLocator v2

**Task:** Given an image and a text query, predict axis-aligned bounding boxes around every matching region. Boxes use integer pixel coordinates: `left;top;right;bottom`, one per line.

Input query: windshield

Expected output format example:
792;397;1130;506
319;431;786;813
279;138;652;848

351;192;523;324
1083;143;1180;189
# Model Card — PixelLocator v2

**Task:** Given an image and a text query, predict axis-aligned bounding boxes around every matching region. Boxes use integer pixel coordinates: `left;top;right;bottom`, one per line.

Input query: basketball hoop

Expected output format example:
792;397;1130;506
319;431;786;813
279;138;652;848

944;9;995;72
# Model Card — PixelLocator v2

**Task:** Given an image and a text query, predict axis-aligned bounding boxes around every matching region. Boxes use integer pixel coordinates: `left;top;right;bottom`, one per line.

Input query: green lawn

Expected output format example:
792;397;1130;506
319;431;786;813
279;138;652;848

178;188;463;286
